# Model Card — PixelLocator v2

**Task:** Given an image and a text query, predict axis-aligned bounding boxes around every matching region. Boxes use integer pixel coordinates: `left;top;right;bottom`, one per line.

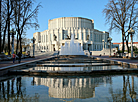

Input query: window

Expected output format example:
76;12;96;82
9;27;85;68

90;33;92;41
77;33;79;39
44;35;45;42
62;30;68;40
46;35;48;42
94;35;96;42
82;33;83;40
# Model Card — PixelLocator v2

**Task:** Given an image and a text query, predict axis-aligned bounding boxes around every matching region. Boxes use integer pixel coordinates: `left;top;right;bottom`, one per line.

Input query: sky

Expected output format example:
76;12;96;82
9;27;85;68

26;0;137;43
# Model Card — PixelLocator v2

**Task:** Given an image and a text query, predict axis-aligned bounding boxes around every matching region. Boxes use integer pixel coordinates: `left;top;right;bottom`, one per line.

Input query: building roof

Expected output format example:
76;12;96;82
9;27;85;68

113;43;120;45
113;42;138;44
49;17;93;22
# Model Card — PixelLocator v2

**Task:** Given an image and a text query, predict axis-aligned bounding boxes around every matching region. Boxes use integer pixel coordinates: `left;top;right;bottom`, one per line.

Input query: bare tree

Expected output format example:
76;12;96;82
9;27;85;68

12;0;41;54
103;0;138;53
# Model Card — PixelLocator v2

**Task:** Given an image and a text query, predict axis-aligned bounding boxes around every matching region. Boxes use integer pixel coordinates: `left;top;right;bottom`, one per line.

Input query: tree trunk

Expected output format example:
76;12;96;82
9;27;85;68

2;23;8;52
7;0;10;55
122;32;125;53
19;34;22;54
16;34;19;54
0;0;1;53
126;35;129;53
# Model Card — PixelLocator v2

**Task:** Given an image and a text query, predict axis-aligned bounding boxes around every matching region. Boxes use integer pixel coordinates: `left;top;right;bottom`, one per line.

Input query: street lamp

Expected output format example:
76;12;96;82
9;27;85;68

108;37;112;56
128;28;135;58
9;28;16;55
31;37;36;57
102;39;105;50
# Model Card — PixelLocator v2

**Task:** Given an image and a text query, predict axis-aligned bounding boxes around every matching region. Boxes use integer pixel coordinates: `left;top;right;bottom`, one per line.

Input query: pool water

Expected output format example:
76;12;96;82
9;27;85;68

0;74;138;102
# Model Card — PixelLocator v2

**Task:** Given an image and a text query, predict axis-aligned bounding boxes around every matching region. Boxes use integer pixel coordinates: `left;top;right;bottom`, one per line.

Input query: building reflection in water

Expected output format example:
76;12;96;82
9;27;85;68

28;65;118;72
0;75;138;101
34;76;112;99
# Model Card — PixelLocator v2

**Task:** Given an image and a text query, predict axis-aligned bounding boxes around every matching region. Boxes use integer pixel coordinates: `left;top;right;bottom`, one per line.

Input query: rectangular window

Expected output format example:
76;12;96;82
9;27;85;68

44;35;45;42
82;33;83;40
77;33;79;39
46;35;48;42
94;35;96;42
90;33;92;41
63;30;68;40
86;32;88;40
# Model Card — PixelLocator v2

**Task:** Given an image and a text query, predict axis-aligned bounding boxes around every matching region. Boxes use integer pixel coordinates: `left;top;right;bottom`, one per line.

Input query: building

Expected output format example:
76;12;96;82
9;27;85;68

113;42;138;51
33;17;109;52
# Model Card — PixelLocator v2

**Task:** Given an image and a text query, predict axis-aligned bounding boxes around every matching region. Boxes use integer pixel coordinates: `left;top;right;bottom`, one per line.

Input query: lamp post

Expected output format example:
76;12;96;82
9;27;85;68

9;28;16;55
108;37;112;56
31;37;36;57
128;28;135;58
102;39;104;50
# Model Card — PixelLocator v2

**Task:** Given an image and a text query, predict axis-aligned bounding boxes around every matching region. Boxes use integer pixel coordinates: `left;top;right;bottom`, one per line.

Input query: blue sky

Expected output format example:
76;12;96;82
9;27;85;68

26;0;137;43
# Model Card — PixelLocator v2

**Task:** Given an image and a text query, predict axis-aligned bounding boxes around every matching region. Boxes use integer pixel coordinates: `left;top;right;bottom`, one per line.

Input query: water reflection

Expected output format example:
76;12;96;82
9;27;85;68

0;77;40;102
26;65;123;72
0;75;138;101
107;76;137;102
33;76;112;99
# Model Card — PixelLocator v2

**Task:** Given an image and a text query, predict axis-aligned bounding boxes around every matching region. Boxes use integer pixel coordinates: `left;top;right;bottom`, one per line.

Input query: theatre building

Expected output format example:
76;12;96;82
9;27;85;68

33;17;109;52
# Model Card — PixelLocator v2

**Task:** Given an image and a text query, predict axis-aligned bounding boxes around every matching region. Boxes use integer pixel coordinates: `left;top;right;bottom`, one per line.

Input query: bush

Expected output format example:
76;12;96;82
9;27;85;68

117;50;122;53
134;51;138;54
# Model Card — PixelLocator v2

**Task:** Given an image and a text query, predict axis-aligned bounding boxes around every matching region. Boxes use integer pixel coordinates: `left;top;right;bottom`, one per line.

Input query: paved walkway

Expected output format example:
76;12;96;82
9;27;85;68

0;55;54;68
0;54;138;69
92;55;138;64
0;51;56;68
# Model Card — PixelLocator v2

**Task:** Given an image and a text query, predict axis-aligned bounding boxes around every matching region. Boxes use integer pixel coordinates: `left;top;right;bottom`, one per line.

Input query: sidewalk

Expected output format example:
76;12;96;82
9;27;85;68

0;55;53;68
92;55;138;68
1;54;138;69
0;51;55;68
92;55;138;64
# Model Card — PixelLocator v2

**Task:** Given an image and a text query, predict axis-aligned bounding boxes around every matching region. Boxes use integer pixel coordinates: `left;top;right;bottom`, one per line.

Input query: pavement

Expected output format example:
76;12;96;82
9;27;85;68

0;51;56;68
92;55;138;64
0;53;138;69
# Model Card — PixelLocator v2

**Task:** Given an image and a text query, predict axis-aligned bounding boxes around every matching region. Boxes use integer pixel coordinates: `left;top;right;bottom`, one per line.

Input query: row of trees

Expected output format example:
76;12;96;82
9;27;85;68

0;0;41;55
103;0;138;53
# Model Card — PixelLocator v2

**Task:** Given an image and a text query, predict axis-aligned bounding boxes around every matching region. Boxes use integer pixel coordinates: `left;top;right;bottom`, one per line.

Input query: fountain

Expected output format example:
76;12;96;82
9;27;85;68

59;34;85;55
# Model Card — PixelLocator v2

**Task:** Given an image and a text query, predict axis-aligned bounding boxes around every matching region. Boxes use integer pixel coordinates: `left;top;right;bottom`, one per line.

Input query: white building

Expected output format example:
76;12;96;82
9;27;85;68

33;17;109;52
113;42;138;51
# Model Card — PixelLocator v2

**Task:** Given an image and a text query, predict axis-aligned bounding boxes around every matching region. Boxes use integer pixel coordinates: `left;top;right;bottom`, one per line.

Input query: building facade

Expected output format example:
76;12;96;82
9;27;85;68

33;17;109;52
113;42;138;51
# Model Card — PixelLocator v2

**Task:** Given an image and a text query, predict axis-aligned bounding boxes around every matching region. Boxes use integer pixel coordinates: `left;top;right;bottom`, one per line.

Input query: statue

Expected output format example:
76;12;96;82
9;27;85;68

54;34;57;41
86;35;89;40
